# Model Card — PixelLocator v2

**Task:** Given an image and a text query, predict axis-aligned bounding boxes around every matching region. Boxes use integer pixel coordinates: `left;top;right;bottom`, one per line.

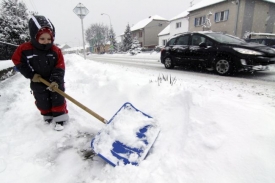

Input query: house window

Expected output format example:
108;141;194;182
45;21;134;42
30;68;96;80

194;16;206;26
162;39;167;46
215;10;229;22
139;31;142;37
176;22;181;28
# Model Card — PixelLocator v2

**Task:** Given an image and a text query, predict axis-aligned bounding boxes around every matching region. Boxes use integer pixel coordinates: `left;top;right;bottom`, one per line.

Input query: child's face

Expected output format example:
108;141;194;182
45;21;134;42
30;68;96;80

38;33;52;44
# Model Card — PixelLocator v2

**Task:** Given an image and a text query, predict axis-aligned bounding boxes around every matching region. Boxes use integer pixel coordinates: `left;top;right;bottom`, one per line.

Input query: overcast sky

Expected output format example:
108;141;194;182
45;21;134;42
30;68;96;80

22;0;201;47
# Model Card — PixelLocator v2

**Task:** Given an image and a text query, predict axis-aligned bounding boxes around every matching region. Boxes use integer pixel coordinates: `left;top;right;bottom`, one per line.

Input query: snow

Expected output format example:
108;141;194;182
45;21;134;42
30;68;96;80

263;0;275;3
0;52;275;183
188;0;275;13
0;60;14;70
131;15;167;32
92;103;160;166
158;25;170;36
169;10;189;21
187;0;226;12
63;45;89;52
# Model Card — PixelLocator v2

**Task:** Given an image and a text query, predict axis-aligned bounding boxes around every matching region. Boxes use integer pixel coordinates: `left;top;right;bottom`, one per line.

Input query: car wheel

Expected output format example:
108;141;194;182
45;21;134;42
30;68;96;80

164;57;174;69
215;59;232;75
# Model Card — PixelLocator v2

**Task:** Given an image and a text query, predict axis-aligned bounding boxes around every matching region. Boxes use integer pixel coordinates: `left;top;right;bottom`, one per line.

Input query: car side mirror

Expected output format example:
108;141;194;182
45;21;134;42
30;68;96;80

199;42;207;48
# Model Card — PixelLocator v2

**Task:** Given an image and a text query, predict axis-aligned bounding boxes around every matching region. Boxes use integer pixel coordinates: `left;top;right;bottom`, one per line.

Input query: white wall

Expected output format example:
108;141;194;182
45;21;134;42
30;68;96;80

158;17;189;46
158;34;170;46
169;17;189;37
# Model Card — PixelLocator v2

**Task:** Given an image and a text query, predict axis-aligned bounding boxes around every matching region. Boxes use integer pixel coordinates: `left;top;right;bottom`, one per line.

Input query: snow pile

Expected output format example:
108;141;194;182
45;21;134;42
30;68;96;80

0;54;274;183
0;60;14;70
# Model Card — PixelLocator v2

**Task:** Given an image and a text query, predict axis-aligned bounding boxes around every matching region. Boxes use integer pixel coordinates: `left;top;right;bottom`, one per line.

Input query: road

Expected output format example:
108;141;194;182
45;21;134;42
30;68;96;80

87;54;275;83
87;54;162;70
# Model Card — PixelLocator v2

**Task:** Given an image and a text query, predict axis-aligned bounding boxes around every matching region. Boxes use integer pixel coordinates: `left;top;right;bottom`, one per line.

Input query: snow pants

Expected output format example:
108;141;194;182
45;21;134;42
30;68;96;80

32;82;69;122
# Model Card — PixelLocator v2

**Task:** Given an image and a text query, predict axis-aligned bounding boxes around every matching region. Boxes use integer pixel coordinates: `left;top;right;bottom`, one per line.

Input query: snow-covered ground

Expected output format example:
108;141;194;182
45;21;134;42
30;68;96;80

0;60;14;70
0;53;275;183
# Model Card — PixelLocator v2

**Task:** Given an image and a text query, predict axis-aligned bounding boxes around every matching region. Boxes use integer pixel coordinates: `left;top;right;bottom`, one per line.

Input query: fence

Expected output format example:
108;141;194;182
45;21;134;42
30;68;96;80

0;41;18;60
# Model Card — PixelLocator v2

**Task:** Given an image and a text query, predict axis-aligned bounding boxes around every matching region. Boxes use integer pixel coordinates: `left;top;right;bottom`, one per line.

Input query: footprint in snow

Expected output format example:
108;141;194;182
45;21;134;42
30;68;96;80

35;131;96;166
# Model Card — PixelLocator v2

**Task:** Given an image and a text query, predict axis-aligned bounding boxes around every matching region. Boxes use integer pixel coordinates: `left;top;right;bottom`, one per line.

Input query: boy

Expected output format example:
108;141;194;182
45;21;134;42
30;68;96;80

12;15;69;131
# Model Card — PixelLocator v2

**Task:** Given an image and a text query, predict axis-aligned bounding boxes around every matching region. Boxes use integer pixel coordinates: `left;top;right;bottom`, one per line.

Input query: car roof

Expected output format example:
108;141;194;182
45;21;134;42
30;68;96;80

168;31;225;40
248;32;275;37
248;38;275;40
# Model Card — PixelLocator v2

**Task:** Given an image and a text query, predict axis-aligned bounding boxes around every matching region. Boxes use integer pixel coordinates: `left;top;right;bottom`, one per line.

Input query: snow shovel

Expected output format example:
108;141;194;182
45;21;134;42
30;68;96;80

39;77;107;123
39;77;160;166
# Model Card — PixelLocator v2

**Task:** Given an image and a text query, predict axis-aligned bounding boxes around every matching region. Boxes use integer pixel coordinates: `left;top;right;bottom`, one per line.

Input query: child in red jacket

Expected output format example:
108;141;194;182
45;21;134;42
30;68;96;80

12;15;69;131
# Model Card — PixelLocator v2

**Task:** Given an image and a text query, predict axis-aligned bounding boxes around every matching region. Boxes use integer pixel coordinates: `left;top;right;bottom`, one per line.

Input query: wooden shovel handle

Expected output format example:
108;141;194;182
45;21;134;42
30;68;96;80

39;77;107;124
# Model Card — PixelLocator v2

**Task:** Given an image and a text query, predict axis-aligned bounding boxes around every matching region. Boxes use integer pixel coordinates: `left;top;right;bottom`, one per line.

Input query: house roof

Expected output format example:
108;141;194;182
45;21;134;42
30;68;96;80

58;44;64;48
63;45;89;52
158;25;170;36
131;15;167;31
58;44;69;49
187;0;226;12
263;0;275;3
169;10;189;21
188;0;275;12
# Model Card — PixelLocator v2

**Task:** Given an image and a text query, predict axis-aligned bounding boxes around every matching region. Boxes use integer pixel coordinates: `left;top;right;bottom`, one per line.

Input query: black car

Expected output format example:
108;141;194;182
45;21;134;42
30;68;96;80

245;38;275;48
160;32;275;75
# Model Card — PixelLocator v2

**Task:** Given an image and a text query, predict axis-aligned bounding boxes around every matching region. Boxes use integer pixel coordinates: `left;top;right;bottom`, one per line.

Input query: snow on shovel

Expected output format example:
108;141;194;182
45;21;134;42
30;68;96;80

39;77;160;166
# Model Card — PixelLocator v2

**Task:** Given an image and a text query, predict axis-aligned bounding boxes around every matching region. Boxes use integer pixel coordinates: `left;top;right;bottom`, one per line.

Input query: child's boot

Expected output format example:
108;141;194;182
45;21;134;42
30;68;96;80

54;121;64;131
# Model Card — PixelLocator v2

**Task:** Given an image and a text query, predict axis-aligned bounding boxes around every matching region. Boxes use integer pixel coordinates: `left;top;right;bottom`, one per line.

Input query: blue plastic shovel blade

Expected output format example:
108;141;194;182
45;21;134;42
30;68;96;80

91;102;160;167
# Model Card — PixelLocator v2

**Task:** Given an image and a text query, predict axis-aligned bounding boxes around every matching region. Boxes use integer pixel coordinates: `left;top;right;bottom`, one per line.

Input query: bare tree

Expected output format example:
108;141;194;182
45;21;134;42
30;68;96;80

85;23;109;52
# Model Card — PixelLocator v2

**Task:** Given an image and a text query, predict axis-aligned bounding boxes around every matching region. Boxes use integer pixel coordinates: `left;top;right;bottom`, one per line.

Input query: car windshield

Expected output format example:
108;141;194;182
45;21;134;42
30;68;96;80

205;33;246;44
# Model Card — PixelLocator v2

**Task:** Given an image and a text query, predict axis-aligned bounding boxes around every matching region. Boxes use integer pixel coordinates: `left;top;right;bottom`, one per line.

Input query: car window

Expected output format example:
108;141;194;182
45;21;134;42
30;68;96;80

167;38;176;46
268;39;275;47
205;39;214;46
191;35;206;46
256;39;263;44
192;35;202;46
175;35;189;45
248;39;262;44
264;39;275;46
206;33;245;44
248;39;271;45
191;35;214;46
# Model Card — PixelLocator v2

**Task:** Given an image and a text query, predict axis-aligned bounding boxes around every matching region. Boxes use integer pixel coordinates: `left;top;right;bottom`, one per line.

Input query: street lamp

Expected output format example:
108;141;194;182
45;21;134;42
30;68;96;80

101;13;114;51
101;13;112;27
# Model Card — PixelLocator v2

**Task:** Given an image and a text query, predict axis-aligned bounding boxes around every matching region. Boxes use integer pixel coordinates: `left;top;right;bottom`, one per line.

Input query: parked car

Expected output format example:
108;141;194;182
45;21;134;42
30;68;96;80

244;33;275;48
245;38;275;48
160;32;275;75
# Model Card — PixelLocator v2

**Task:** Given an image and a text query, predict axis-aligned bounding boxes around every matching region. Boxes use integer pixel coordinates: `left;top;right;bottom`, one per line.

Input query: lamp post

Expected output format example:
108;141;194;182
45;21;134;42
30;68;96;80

101;13;112;27
73;3;89;59
101;13;114;51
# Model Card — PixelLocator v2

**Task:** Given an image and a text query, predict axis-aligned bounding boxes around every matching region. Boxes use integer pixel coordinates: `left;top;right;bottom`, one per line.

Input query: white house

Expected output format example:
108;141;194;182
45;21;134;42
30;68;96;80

57;44;70;51
158;25;170;46
63;45;90;54
158;10;189;46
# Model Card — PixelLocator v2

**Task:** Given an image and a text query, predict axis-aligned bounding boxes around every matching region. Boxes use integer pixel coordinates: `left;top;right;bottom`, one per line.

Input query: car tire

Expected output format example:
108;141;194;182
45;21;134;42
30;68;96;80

215;58;232;75
164;57;174;69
